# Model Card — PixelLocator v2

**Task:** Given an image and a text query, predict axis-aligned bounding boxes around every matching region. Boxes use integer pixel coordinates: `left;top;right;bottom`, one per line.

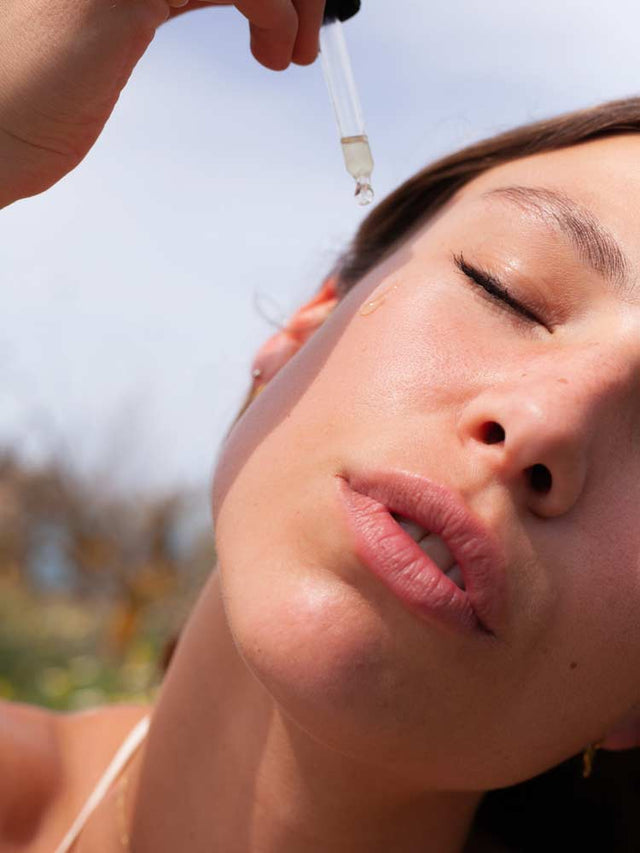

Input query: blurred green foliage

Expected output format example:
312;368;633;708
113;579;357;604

0;451;215;710
1;577;172;709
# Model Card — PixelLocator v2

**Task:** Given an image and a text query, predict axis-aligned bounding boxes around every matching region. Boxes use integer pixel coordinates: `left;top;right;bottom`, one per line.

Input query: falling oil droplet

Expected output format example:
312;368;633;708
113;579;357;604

359;282;399;316
355;178;374;206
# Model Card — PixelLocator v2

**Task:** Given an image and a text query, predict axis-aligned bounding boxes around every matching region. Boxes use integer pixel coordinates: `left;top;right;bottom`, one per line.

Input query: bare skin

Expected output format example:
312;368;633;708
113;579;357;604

0;699;150;851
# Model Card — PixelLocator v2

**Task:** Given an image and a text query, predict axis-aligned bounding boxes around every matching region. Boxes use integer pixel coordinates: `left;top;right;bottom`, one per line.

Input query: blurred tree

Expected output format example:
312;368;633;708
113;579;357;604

0;448;215;707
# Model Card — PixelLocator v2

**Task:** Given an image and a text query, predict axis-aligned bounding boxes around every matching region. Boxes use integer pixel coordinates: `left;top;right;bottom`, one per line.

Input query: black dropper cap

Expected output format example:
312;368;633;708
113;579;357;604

323;0;361;23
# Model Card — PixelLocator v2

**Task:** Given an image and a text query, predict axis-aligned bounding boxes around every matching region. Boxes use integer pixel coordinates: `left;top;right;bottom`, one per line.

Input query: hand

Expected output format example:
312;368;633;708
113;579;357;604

0;0;324;208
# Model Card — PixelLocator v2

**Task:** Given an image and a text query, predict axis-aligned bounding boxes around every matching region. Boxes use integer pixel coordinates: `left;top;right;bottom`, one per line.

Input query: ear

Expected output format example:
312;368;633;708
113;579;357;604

250;277;339;385
600;707;640;752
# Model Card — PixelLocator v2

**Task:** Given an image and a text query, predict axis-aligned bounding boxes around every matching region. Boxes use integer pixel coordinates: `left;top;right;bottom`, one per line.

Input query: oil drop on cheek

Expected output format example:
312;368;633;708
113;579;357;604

359;282;400;316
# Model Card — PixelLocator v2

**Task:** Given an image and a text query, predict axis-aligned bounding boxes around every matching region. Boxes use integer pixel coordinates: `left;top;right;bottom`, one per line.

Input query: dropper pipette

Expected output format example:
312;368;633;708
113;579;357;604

320;1;374;205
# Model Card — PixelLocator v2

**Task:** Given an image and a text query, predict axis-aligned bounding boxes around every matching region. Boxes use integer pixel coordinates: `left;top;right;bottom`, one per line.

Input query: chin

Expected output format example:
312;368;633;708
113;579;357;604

227;574;413;764
218;558;488;787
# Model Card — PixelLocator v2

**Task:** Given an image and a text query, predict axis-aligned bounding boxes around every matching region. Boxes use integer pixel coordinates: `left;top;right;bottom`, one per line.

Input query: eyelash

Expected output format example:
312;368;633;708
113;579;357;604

452;252;545;327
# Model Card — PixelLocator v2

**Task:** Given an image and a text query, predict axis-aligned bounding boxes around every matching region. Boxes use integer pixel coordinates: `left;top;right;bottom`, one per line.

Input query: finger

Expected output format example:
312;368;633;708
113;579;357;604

235;0;298;71
290;0;324;66
167;1;231;23
166;0;300;71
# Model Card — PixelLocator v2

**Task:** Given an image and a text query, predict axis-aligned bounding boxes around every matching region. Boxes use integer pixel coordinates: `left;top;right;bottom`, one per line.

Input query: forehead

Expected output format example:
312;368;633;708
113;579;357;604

455;135;640;268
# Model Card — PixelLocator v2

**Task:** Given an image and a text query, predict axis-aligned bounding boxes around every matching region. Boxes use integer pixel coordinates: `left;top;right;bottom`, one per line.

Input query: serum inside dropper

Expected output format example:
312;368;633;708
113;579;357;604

341;135;374;204
320;3;374;205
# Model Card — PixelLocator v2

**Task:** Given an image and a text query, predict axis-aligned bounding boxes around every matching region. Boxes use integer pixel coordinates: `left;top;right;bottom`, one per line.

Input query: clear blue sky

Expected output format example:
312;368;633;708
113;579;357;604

2;0;639;497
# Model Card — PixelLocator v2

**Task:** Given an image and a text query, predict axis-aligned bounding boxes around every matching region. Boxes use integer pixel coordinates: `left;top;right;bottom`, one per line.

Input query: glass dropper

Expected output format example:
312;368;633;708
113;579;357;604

320;2;374;205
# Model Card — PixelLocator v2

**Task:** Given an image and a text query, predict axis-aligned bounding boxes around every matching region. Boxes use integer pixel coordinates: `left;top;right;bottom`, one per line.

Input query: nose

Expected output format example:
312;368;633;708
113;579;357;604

458;363;612;518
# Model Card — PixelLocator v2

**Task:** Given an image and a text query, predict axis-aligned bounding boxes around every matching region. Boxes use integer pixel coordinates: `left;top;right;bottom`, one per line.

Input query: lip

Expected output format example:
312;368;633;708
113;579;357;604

336;469;507;638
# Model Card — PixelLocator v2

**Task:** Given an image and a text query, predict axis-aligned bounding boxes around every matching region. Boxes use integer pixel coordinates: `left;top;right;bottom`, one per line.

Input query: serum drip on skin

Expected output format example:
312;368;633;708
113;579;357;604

359;282;400;316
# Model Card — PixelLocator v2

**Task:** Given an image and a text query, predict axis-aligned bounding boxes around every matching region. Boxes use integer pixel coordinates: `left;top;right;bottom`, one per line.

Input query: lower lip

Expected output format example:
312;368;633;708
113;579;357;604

337;478;483;635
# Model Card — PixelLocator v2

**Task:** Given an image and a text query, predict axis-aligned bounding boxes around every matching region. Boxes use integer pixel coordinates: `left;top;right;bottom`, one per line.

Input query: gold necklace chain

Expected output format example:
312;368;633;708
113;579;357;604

116;770;131;851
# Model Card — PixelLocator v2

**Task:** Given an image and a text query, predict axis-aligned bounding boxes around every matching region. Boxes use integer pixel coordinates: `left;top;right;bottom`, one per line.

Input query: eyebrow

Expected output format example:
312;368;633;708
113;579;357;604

481;185;635;298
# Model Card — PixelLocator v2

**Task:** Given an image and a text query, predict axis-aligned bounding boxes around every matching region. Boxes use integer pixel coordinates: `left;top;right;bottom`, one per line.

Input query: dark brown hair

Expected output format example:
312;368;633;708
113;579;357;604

171;96;640;851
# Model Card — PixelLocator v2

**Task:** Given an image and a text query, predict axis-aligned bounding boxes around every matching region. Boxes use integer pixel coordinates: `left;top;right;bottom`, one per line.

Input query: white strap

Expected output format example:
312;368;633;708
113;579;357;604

54;714;151;853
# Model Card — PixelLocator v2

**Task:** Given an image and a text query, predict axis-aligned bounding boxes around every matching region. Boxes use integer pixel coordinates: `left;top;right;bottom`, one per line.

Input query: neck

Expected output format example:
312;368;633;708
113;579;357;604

129;573;482;853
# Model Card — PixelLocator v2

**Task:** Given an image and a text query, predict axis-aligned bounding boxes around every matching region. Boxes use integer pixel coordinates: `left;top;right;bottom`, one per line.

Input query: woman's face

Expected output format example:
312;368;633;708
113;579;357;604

212;134;640;789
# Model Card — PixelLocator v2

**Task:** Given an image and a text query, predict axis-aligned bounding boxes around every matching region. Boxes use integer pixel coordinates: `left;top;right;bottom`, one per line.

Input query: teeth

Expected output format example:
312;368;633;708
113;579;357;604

392;513;465;591
416;534;456;574
392;513;428;542
445;564;466;590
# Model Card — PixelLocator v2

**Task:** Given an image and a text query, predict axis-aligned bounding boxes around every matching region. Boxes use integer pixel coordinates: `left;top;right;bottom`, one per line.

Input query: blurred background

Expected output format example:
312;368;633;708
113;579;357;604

2;0;639;709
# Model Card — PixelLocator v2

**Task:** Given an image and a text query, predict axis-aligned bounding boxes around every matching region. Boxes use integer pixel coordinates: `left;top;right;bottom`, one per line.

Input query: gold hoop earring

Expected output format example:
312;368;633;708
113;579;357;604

582;741;603;778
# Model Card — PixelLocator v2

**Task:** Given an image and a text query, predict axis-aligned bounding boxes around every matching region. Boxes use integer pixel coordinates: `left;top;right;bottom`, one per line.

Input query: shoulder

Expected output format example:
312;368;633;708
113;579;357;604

0;698;151;852
0;699;60;849
55;701;152;769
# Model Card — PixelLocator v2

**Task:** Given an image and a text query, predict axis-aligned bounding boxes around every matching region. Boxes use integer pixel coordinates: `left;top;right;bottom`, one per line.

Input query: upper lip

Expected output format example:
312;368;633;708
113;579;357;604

341;468;507;636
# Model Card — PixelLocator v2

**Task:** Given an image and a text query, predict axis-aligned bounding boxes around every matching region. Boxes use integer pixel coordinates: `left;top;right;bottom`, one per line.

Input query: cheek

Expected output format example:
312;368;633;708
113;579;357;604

211;254;489;525
334;258;533;418
571;548;640;684
509;540;640;752
553;485;640;664
211;265;395;524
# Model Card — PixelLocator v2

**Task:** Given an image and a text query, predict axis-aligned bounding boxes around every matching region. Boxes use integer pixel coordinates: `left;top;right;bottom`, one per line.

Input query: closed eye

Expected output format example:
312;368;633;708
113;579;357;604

452;252;546;327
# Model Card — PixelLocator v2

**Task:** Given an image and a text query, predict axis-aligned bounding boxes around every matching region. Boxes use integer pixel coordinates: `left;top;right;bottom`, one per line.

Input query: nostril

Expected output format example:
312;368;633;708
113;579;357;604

481;421;506;445
527;464;552;494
